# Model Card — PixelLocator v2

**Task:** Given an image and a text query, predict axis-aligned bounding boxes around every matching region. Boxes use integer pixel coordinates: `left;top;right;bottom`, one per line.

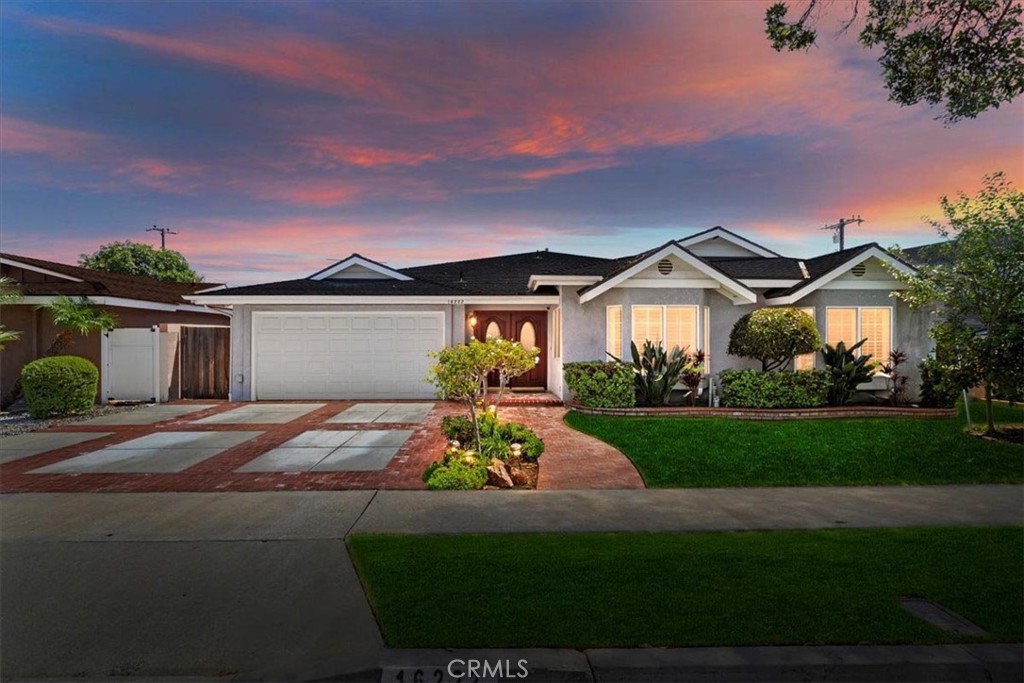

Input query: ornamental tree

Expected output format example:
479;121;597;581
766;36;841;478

728;307;822;372
487;337;539;416
428;342;490;451
80;241;203;282
890;172;1024;434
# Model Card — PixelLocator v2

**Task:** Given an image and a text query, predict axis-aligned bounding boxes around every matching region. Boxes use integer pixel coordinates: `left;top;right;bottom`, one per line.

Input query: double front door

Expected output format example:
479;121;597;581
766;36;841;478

473;310;547;389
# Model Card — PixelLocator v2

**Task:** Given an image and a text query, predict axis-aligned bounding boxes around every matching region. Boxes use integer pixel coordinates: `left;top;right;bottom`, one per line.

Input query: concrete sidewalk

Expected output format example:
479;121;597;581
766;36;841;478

2;486;1021;681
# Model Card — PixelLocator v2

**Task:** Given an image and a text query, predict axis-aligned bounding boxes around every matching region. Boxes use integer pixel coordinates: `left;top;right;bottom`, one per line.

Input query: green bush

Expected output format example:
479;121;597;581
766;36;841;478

728;308;821;372
22;355;99;418
441;415;475;444
424;460;488;490
563;361;635;408
499;421;545;461
919;358;961;408
719;369;830;408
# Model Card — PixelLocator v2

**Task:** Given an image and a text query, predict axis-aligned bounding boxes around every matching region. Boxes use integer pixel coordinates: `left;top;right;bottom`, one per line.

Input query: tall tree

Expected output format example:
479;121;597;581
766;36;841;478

80;241;203;282
765;0;1024;123
892;172;1024;434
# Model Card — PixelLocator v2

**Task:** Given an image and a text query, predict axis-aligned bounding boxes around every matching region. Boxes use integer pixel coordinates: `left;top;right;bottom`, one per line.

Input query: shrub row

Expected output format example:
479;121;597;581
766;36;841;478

719;369;830;409
563;361;635;408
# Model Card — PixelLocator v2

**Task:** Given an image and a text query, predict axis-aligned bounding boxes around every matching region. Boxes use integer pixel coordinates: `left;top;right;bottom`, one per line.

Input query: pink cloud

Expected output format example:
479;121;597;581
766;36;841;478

0;116;102;159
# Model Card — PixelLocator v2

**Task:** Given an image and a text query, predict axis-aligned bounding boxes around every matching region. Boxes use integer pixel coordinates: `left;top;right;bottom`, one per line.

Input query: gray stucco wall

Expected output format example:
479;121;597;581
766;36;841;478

229;303;462;401
559;286;934;402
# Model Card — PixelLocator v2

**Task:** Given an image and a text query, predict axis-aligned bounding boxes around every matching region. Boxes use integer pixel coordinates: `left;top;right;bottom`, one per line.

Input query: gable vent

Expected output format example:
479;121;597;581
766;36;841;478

851;263;867;277
657;258;673;275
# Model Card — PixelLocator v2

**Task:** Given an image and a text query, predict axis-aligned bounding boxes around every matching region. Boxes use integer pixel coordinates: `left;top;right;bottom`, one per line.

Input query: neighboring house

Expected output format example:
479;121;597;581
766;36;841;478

1;253;230;404
189;227;931;403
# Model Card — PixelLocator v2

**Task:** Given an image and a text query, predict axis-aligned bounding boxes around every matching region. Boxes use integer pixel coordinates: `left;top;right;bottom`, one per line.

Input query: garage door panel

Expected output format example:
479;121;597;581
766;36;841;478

254;312;444;400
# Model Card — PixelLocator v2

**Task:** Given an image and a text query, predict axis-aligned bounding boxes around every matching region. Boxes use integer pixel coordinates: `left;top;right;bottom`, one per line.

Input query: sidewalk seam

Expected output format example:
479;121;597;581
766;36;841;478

344;488;379;538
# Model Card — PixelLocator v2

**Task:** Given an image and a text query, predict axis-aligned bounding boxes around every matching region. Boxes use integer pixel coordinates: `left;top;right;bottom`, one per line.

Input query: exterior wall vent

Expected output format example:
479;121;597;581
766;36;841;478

657;258;673;275
851;263;867;277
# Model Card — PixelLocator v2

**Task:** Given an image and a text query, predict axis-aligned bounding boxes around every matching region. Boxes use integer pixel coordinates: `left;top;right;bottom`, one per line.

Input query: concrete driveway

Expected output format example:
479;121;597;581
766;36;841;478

0;401;445;493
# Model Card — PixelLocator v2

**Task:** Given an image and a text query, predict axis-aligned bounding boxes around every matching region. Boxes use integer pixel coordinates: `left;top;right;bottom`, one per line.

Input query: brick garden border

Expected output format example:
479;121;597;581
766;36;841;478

567;402;958;420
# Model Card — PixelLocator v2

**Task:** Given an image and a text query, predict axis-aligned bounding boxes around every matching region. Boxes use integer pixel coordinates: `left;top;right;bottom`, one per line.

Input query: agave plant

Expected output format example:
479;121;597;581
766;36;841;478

611;340;697;406
821;339;876;406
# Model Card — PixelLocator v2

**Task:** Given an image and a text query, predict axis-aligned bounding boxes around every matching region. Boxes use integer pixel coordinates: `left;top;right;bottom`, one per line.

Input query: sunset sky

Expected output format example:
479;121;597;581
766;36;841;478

2;1;1021;285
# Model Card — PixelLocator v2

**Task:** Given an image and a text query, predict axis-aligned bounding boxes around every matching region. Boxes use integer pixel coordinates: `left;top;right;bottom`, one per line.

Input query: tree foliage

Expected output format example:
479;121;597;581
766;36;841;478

765;0;1024;123
891;172;1024;433
728;307;822;372
42;296;118;357
80;241;202;282
0;276;22;350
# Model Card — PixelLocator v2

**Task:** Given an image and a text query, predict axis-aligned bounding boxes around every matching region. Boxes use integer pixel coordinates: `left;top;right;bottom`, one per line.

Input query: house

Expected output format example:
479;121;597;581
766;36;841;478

1;253;230;404
188;227;930;403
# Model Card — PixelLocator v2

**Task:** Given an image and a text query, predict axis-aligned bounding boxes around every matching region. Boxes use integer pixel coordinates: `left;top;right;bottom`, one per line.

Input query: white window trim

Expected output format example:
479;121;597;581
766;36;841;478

825;305;895;361
606;305;623;359
630;304;702;356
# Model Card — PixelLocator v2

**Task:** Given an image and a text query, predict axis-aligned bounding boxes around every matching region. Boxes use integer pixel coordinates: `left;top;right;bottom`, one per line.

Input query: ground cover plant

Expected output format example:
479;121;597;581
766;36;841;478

564;406;1022;487
350;527;1023;648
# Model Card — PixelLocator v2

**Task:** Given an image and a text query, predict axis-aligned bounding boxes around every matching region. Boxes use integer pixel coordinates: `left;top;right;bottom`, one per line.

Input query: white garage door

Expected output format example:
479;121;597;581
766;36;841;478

253;312;445;400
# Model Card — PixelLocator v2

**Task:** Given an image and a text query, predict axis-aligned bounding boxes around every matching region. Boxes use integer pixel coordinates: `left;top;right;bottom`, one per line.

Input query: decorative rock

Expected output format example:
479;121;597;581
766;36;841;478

486;460;514;488
509;466;531;487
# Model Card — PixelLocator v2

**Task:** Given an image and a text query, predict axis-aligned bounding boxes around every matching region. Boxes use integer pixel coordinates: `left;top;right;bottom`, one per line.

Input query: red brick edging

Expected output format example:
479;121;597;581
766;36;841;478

567;403;958;420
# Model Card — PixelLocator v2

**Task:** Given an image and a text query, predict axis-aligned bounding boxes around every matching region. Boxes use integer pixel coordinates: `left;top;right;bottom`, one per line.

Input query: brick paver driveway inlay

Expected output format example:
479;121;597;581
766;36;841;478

328;402;434;424
30;432;262;474
74;404;212;425
194;403;326;424
0;433;113;465
237;429;413;472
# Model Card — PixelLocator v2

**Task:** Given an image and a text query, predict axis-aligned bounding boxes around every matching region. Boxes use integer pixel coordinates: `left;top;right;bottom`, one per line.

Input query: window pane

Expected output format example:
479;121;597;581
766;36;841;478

826;308;857;348
519;321;536;350
606;306;622;358
632;306;663;349
860;307;891;365
485;321;502;340
794;307;816;370
665;306;697;354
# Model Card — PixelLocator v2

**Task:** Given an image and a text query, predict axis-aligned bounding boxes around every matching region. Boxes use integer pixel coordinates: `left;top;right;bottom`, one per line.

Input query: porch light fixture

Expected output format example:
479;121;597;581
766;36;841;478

468;312;478;327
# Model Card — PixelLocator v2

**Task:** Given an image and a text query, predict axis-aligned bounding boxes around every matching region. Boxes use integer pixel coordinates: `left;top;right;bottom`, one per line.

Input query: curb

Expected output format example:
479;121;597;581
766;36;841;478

369;644;1023;683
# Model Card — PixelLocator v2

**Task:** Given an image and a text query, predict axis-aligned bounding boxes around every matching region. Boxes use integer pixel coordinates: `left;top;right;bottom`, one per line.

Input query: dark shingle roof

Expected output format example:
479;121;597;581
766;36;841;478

705;257;803;279
901;242;952;266
0;252;217;305
762;244;876;298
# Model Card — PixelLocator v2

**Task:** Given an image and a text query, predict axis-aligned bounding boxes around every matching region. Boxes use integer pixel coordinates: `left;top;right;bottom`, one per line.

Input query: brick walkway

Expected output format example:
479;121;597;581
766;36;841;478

0;402;642;492
501;406;645;490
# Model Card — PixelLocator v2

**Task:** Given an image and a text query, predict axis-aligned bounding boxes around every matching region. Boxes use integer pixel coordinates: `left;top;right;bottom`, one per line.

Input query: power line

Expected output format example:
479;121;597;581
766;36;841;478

146;225;178;250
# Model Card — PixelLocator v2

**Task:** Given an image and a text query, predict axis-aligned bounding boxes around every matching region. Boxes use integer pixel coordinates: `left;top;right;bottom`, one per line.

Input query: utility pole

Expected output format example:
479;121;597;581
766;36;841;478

146;224;178;250
820;216;864;251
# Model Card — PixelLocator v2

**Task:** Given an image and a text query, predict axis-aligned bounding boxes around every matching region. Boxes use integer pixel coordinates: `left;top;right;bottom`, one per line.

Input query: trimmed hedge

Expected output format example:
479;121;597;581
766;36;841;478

719;369;830;409
22;355;99;418
564;361;635;408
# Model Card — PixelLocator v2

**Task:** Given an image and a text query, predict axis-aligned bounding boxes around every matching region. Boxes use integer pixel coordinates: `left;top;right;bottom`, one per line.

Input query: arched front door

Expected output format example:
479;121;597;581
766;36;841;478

473;310;547;389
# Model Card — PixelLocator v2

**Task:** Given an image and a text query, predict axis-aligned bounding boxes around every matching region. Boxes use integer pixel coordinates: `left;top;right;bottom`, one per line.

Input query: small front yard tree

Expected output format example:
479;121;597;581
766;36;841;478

489;338;539;416
891;172;1024;434
728;307;821;371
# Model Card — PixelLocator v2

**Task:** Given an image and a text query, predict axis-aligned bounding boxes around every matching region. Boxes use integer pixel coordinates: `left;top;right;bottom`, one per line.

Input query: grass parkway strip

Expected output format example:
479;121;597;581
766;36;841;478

564;400;1024;488
349;527;1023;650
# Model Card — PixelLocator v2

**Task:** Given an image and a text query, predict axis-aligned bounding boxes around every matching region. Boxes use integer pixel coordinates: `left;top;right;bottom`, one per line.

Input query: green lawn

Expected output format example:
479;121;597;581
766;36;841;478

564;406;1022;488
349;528;1023;648
964;398;1024;431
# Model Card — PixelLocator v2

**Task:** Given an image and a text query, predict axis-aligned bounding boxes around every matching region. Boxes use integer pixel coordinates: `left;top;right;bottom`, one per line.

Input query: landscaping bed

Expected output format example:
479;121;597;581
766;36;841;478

564;405;1022;488
350;527;1023;648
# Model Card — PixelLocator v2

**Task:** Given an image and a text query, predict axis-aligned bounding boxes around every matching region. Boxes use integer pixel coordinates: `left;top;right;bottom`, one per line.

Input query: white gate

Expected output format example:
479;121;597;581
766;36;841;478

103;327;160;403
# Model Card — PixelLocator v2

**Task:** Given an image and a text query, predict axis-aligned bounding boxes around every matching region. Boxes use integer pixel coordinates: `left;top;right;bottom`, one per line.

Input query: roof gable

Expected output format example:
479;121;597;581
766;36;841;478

763;245;916;304
309;254;412;281
578;242;757;305
677;227;781;258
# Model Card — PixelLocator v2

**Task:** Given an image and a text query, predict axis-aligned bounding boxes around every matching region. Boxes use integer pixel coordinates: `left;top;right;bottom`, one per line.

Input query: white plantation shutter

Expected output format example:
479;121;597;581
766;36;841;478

665;306;698;354
632;306;664;348
703;306;710;373
826;308;858;348
794;307;816;371
860;307;892;365
606;306;622;358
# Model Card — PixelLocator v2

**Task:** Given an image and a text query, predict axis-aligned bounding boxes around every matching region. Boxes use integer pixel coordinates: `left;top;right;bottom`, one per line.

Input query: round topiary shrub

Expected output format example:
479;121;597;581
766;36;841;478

727;307;821;371
22;355;99;418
